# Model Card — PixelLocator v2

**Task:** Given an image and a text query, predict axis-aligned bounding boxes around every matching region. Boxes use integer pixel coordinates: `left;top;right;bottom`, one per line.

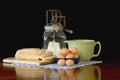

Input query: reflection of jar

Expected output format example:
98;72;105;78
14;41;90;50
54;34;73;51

43;24;67;55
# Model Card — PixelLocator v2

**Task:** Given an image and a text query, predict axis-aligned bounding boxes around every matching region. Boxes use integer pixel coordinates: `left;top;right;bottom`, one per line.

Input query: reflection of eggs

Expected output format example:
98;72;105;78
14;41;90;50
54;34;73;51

66;59;74;66
66;69;74;77
58;69;66;76
57;59;66;66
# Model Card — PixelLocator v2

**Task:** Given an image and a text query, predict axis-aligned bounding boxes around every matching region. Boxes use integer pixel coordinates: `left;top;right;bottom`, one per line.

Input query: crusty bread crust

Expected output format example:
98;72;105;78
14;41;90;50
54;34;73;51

15;48;56;63
15;48;45;60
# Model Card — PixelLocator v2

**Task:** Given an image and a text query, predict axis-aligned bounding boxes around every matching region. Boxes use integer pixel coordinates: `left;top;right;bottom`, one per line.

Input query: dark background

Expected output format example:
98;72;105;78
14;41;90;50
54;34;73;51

0;1;119;62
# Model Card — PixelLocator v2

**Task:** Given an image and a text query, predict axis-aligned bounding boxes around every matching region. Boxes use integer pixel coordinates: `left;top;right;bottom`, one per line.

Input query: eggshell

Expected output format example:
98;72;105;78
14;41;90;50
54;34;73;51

66;59;74;66
57;53;66;58
66;53;74;58
69;47;78;55
60;48;70;56
74;54;79;58
57;59;66;66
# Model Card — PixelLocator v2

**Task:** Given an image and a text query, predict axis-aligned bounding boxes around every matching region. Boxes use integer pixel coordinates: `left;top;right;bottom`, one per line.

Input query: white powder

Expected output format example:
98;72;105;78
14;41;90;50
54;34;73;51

47;41;60;56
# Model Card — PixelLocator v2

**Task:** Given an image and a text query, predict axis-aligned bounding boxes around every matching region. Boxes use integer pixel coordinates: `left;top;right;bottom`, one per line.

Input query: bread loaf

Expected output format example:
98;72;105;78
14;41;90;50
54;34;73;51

42;55;56;62
15;48;45;60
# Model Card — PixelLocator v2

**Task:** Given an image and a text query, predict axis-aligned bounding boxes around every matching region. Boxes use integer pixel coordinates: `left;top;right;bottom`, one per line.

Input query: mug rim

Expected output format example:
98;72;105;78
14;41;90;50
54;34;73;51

64;39;95;43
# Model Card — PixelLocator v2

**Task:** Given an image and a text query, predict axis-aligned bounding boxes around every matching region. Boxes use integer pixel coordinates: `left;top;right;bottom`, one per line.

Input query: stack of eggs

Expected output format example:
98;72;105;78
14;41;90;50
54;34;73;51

57;47;79;66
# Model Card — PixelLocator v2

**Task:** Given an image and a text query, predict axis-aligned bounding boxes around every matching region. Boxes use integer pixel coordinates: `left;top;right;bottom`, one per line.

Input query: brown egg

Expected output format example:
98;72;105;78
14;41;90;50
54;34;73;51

69;47;78;55
66;53;74;58
66;59;75;66
74;54;79;58
57;53;65;58
57;59;66;66
60;48;70;56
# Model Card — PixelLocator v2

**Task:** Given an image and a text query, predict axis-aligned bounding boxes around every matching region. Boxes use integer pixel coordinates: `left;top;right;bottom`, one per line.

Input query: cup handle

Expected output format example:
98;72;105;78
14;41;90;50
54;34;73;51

93;41;101;57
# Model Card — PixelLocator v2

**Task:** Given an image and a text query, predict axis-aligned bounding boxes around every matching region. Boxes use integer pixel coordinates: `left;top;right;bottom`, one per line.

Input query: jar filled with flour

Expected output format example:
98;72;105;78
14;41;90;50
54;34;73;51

43;9;73;56
43;23;67;56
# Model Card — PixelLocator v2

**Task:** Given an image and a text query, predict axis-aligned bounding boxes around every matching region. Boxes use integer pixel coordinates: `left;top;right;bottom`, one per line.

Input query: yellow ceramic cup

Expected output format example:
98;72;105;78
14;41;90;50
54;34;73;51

64;39;101;61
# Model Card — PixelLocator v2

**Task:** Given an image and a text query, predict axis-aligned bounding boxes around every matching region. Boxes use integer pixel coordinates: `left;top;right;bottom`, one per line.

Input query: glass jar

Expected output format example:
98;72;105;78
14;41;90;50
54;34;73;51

43;24;67;56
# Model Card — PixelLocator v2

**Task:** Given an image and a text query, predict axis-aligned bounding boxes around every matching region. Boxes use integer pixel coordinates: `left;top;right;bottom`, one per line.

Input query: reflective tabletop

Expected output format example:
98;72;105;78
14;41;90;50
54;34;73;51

0;59;120;80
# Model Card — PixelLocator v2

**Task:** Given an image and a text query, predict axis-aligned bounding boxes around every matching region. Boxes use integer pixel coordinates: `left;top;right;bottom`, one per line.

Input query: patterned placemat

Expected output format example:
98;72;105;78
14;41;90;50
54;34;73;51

12;61;102;69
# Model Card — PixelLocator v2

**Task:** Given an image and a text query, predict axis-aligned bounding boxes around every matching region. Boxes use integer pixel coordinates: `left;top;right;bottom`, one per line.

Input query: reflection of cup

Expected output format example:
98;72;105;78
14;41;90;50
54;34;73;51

78;65;101;80
64;39;101;61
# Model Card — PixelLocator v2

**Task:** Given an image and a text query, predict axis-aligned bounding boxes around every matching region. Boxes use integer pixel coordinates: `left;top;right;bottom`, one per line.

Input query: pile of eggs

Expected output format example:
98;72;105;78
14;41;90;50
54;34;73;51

57;47;79;66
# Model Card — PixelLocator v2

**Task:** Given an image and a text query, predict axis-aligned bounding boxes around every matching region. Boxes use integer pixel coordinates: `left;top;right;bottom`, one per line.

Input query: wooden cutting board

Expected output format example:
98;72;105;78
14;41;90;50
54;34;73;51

3;57;53;65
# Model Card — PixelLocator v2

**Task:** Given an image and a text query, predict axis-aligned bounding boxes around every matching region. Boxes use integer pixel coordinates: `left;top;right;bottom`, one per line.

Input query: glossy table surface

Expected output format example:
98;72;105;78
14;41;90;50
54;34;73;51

0;59;120;80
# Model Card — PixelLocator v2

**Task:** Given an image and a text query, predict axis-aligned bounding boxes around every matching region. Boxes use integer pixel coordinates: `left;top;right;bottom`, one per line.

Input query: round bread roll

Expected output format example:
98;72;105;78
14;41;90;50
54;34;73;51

15;48;45;60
